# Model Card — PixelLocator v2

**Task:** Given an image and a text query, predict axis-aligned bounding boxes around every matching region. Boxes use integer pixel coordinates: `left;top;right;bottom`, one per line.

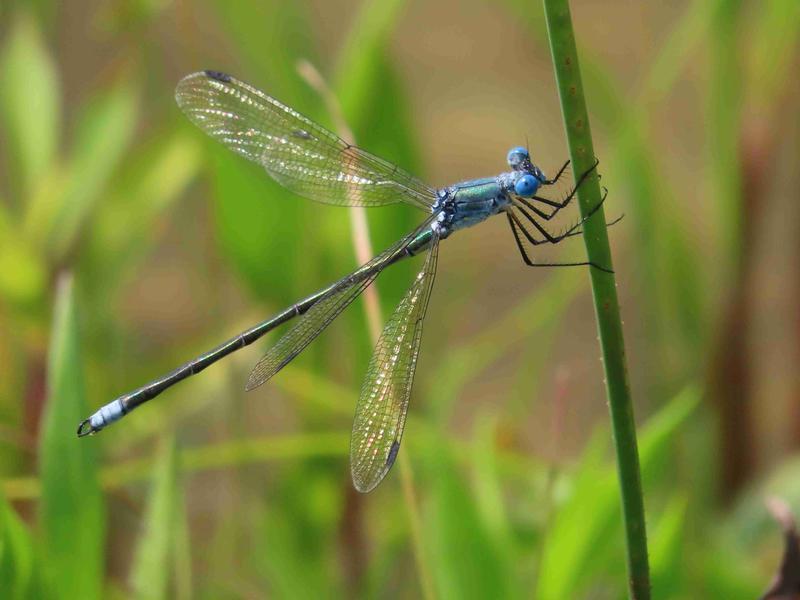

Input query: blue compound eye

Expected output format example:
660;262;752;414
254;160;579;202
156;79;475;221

507;146;529;169
514;174;539;197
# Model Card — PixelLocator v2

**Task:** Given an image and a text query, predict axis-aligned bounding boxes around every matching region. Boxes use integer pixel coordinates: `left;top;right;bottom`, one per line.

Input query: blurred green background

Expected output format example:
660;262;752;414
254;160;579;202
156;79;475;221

1;0;799;597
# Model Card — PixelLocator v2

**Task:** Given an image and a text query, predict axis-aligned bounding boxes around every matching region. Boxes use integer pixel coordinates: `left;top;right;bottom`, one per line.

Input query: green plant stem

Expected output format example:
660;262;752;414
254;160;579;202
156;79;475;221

542;1;650;598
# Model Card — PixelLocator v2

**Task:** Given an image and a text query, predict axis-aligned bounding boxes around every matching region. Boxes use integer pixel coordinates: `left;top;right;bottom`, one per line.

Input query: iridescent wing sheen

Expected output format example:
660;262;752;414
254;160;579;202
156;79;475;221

175;71;436;211
350;232;440;493
246;217;437;391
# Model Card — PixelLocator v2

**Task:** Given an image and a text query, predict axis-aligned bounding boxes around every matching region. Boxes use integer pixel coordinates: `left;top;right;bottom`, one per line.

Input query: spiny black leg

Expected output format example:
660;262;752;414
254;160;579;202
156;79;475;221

514;186;609;244
516;196;556;220
528;194;567;211
556;157;597;195
561;185;611;237
509;210;547;247
540;160;570;186
506;213;613;272
510;208;585;248
574;185;610;229
538;212;624;242
528;157;600;219
507;212;534;265
517;193;581;221
575;157;600;188
526;259;613;272
513;204;561;243
558;213;625;240
523;185;613;222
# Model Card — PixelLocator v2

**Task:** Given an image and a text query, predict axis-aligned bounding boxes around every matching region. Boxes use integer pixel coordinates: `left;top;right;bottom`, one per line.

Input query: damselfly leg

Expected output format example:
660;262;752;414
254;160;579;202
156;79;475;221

538;159;570;185
511;186;608;246
528;157;600;220
507;184;614;272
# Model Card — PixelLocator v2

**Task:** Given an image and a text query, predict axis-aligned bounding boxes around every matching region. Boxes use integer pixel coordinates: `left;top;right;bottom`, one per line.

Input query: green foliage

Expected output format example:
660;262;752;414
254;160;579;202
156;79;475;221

0;491;42;599
39;275;105;599
42;77;139;261
210;145;307;303
535;387;698;599
0;11;59;202
205;0;325;306
0;0;798;598
130;436;185;599
82;130;202;295
649;494;688;599
0;202;46;306
426;446;513;599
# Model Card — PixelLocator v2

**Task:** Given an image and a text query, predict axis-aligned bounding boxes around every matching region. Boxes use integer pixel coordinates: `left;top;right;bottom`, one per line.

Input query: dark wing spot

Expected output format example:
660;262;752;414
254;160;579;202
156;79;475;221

292;129;312;140
386;440;401;468
204;70;232;83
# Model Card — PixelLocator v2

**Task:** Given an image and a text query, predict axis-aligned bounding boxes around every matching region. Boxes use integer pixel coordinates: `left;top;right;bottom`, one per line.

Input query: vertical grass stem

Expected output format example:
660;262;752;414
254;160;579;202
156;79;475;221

542;2;650;598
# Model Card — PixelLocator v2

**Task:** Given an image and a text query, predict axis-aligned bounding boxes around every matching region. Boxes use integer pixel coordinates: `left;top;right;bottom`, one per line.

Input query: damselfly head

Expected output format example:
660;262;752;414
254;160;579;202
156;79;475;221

506;146;529;170
507;147;545;197
507;146;546;182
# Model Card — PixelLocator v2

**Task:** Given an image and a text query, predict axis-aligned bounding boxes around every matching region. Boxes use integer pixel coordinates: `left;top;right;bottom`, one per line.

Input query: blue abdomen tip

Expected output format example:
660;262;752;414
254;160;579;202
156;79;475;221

205;70;232;83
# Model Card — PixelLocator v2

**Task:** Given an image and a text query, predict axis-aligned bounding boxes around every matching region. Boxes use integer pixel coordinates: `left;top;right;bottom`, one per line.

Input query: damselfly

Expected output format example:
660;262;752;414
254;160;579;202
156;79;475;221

78;70;612;492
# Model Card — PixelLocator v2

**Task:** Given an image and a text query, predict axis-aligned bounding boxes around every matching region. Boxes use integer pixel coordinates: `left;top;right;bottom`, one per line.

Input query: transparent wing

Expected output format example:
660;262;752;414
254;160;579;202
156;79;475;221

245;276;376;391
350;232;440;493
246;217;437;391
175;71;436;211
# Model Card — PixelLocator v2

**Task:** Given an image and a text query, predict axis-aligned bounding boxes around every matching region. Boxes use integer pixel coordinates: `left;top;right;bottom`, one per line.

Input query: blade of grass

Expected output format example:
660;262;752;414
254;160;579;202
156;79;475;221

24;76;139;261
0;204;46;307
649;494;688;600
471;413;514;565
0;492;38;599
172;478;193;600
542;1;649;598
130;435;180;600
82;129;202;294
0;10;59;202
748;0;800;110
426;445;512;599
39;273;105;599
256;496;332;598
535;429;618;600
536;387;697;599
